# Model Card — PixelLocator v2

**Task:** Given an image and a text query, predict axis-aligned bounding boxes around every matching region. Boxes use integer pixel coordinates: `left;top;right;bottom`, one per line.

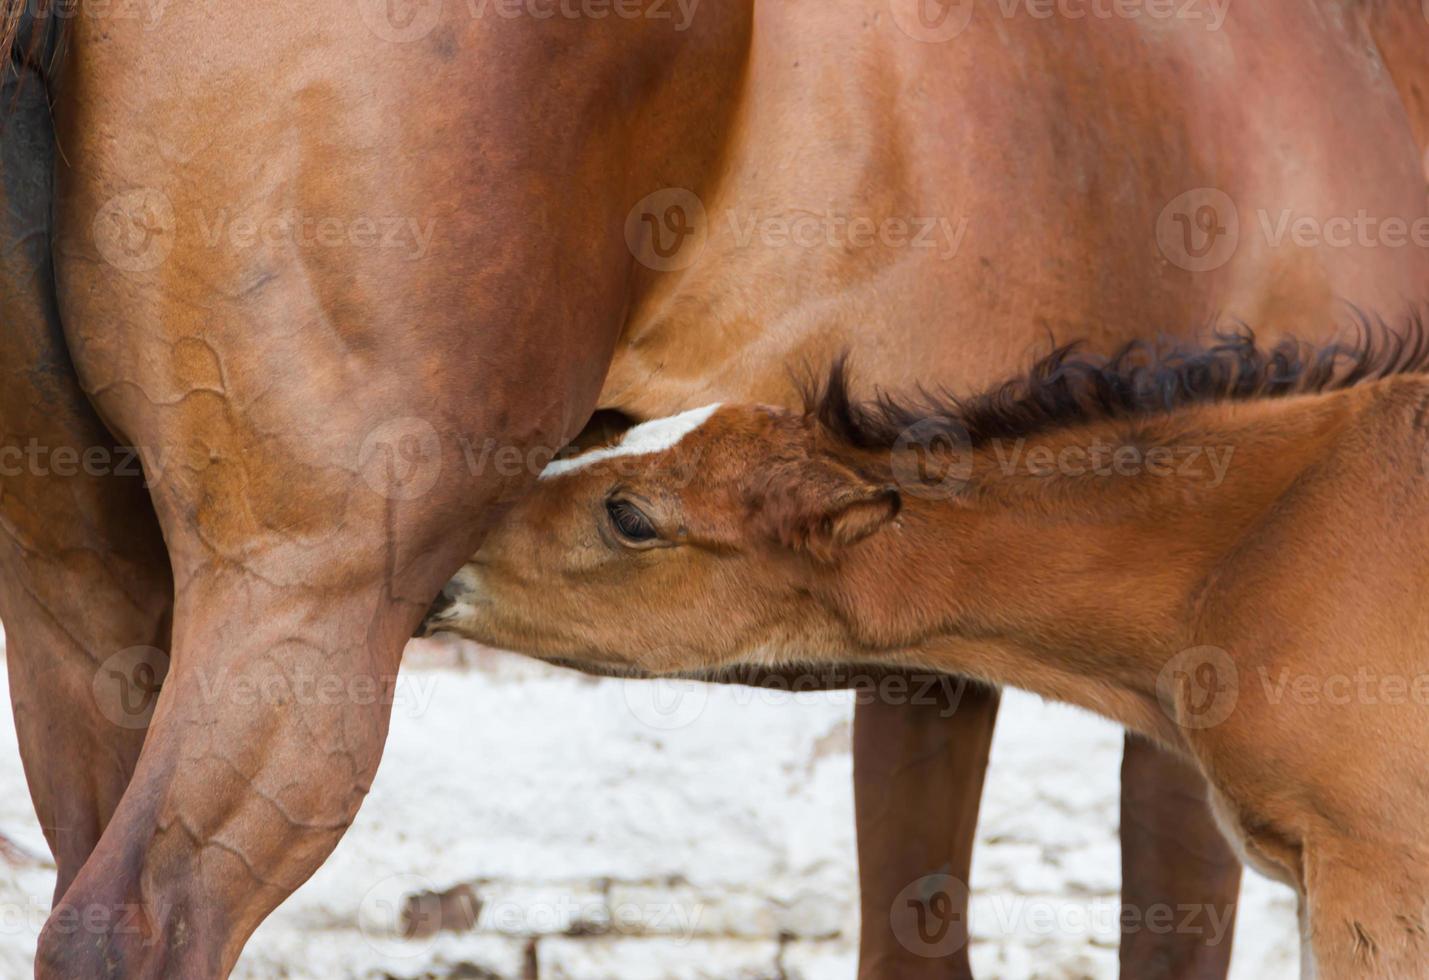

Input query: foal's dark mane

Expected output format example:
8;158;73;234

1;0;66;95
812;312;1429;449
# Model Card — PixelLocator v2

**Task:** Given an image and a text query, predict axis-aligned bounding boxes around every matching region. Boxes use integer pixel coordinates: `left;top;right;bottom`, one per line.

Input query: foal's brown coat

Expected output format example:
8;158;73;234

430;329;1429;979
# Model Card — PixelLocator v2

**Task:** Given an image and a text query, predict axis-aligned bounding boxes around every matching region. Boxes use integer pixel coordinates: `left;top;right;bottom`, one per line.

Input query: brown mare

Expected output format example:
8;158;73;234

425;325;1429;980
2;0;1427;976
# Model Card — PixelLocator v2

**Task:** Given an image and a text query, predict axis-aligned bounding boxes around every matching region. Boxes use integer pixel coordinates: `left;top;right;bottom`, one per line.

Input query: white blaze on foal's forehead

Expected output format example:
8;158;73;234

540;404;722;480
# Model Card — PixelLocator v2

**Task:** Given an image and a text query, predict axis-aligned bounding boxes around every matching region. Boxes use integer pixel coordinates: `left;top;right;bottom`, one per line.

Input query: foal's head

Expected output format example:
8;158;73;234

423;317;1429;676
421;402;901;673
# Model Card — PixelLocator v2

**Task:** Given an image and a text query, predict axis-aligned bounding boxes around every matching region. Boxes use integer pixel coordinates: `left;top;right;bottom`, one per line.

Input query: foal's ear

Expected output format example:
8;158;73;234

754;459;902;562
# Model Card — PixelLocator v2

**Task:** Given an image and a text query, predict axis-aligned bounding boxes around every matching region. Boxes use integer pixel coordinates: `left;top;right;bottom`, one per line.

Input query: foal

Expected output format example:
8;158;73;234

425;326;1429;979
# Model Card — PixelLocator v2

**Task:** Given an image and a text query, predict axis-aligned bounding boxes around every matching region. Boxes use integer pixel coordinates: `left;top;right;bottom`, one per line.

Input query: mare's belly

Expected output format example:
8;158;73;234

602;0;1429;415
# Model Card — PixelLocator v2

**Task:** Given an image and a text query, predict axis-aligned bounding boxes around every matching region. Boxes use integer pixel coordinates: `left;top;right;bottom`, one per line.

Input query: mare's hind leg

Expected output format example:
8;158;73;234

32;364;597;977
0;58;172;899
1119;734;1241;980
853;690;1242;980
36;6;699;971
854;681;998;980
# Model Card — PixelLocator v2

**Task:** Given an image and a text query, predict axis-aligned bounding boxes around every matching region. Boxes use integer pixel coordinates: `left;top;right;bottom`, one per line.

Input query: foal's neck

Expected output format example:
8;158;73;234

837;388;1361;743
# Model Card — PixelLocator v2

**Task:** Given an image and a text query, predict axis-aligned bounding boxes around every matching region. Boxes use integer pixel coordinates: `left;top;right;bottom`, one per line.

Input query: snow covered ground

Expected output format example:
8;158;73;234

0;641;1301;978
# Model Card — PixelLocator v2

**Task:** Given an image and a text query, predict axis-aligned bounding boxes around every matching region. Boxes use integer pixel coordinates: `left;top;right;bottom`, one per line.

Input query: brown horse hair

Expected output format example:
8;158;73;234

810;309;1429;451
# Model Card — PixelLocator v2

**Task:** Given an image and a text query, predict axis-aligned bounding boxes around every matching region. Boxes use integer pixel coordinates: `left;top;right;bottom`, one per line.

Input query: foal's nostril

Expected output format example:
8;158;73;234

414;585;459;638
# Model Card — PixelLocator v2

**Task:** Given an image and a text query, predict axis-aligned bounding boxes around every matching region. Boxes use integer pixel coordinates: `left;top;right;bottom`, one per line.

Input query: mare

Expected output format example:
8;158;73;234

1;0;1427;974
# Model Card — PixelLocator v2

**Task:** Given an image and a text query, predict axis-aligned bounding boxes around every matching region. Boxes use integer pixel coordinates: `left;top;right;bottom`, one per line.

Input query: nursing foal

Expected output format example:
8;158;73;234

427;325;1429;979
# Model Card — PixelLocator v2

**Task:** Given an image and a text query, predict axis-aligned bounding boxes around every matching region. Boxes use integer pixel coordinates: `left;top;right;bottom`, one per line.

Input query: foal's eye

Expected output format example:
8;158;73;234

606;498;659;544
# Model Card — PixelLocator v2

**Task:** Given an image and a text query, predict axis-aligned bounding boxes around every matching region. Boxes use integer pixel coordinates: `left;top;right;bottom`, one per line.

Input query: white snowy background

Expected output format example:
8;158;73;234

0;639;1301;978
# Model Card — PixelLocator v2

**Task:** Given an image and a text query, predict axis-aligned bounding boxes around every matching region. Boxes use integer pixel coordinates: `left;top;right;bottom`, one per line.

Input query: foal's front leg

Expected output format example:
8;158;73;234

1300;840;1429;980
